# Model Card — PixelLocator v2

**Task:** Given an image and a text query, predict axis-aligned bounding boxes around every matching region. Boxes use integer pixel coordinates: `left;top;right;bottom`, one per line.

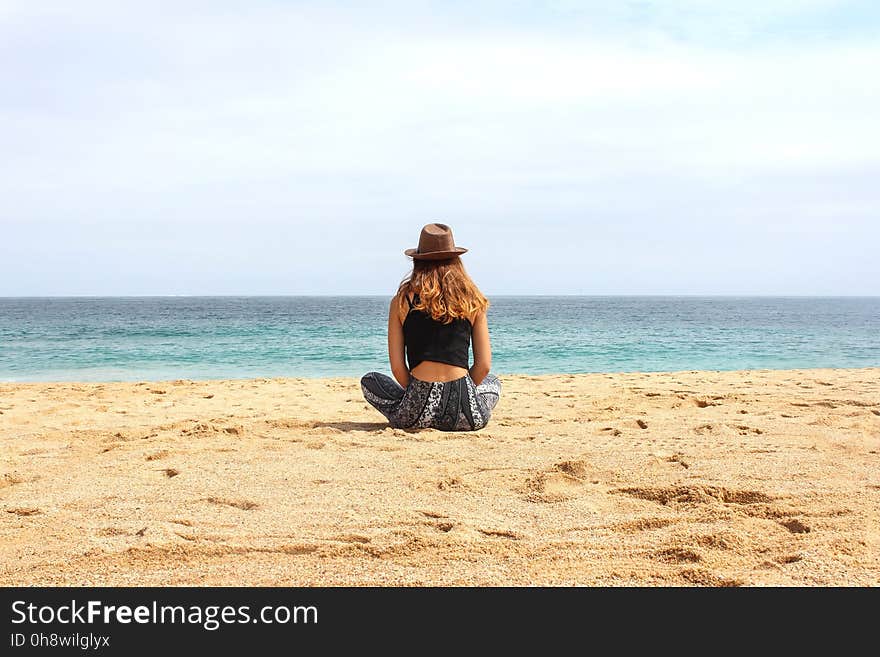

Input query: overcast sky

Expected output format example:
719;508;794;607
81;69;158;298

2;1;878;296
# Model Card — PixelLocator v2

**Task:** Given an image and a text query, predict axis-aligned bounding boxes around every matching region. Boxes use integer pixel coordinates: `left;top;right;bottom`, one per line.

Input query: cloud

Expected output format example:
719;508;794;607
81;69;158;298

0;1;878;294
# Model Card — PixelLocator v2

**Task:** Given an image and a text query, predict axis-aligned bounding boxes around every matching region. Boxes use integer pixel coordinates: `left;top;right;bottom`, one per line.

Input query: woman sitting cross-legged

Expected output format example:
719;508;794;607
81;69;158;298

361;223;501;431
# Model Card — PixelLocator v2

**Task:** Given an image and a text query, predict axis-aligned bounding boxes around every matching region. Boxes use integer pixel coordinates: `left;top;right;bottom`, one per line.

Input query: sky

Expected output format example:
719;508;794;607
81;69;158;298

1;0;878;296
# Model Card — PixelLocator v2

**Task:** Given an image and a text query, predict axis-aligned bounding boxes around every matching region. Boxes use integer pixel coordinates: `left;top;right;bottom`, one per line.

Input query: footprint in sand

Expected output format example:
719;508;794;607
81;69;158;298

614;485;772;506
654;547;703;564
679;569;744;587
666;453;689;469
100;526;145;537
777;553;804;564
332;533;372;544
478;528;520;540
691;532;745;551
205;497;260;511
99;527;129;537
436;476;464;491
1;473;35;488
779;518;811;534
521;460;592;503
611;517;674;533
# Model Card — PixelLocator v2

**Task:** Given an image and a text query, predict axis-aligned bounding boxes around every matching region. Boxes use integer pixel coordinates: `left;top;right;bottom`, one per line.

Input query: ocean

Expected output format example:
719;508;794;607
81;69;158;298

1;296;878;382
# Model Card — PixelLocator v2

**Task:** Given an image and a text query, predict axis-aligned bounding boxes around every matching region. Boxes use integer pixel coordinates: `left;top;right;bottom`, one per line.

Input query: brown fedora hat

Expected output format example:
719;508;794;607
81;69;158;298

404;223;468;260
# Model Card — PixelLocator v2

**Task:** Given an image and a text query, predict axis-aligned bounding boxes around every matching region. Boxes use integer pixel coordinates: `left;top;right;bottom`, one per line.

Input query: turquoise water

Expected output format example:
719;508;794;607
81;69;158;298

0;296;878;381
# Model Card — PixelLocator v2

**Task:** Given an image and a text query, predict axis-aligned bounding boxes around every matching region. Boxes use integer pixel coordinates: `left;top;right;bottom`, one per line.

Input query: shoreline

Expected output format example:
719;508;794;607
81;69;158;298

2;368;878;585
3;365;880;386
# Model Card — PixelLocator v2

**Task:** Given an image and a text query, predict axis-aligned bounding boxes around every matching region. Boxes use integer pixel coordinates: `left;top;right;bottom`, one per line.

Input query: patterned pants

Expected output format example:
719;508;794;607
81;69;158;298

360;372;502;431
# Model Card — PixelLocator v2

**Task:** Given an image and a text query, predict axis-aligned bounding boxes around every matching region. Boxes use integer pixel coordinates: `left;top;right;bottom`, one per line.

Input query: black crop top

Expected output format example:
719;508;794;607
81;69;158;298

403;293;472;370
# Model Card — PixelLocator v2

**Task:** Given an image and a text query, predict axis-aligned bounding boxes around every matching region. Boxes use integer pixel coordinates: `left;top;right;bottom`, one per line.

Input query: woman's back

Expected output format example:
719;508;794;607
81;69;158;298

403;292;472;376
360;223;501;431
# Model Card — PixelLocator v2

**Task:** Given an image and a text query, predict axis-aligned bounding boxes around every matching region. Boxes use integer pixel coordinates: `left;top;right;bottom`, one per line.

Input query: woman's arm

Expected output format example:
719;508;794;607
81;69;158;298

388;295;411;388
469;310;492;386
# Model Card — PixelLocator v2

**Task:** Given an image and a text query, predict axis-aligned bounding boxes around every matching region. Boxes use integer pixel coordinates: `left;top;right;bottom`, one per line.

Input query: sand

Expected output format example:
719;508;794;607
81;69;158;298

1;368;878;586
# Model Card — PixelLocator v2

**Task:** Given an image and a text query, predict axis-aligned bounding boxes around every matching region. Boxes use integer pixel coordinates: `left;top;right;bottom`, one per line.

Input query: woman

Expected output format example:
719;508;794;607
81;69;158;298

361;223;501;431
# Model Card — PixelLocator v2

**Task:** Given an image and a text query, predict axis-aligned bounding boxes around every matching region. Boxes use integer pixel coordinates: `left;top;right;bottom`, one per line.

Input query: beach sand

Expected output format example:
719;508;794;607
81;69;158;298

1;368;878;586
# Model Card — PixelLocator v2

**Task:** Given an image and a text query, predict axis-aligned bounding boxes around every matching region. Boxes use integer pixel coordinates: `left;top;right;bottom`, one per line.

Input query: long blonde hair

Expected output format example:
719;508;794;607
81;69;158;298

396;257;489;324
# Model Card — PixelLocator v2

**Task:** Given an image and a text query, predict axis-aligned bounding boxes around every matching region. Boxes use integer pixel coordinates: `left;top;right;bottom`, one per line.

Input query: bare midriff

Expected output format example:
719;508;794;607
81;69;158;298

410;360;469;382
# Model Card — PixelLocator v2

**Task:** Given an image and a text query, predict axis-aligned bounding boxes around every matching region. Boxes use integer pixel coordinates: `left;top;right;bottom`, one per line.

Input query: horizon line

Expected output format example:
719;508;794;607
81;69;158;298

2;294;879;299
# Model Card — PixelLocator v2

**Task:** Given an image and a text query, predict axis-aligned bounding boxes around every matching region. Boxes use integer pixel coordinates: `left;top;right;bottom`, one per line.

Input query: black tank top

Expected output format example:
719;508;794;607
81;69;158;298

403;293;472;370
